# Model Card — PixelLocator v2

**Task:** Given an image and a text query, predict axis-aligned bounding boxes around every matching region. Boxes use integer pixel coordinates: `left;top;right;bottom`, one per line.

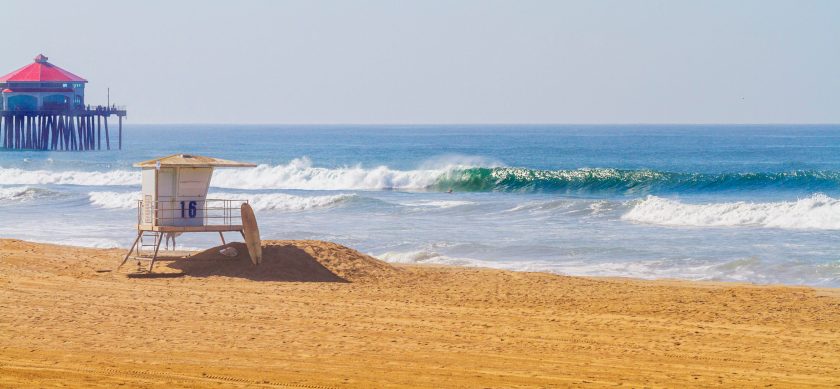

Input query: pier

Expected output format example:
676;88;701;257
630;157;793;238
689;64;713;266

0;54;127;151
1;106;126;151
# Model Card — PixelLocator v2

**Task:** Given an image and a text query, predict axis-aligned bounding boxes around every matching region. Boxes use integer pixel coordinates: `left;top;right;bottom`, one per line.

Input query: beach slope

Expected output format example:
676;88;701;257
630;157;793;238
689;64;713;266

0;239;838;388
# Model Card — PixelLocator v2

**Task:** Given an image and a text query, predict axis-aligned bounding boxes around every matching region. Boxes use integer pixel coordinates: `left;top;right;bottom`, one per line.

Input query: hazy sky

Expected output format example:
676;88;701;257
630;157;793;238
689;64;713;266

3;0;838;124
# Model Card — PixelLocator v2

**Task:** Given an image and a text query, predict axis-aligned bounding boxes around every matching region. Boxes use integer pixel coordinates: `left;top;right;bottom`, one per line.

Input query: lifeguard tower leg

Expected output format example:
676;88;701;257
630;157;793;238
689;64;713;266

219;232;226;245
118;232;143;270
147;233;163;272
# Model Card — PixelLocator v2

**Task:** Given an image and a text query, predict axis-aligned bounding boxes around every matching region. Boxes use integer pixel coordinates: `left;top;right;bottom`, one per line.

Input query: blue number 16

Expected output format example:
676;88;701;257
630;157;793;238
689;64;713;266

180;201;197;218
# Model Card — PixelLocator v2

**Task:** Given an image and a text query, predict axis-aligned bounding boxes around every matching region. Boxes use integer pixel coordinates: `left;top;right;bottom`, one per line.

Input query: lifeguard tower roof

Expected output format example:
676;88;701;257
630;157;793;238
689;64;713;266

134;154;256;168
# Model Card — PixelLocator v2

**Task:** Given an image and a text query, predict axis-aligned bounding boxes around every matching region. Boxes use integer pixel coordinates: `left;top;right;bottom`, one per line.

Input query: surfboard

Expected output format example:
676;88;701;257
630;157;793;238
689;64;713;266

240;203;262;265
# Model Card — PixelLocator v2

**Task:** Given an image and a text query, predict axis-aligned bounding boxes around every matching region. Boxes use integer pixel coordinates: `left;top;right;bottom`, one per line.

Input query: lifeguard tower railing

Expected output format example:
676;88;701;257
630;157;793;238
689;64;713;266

136;197;248;232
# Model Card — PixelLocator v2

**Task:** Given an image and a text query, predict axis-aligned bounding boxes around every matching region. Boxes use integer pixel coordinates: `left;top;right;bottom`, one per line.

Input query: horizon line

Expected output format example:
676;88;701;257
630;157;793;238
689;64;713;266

122;122;840;126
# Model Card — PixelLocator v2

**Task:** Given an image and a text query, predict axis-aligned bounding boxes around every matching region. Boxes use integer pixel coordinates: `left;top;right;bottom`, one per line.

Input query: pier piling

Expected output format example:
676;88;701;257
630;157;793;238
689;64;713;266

0;108;126;151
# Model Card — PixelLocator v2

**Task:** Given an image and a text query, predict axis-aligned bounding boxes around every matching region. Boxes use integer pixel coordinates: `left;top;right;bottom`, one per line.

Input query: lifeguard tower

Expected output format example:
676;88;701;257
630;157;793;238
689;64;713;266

119;154;262;272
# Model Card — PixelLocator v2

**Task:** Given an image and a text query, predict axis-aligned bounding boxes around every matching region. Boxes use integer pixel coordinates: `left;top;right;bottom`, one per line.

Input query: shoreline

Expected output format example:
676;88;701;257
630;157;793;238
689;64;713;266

1;238;839;387
8;236;839;290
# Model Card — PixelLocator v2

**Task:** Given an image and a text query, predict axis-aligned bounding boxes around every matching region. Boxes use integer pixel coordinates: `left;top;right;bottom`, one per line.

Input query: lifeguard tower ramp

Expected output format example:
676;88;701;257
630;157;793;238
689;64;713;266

119;154;258;272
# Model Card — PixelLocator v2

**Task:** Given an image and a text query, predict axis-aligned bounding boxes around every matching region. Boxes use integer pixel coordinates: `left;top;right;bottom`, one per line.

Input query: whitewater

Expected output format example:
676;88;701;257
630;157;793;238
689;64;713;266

1;124;840;287
623;194;840;230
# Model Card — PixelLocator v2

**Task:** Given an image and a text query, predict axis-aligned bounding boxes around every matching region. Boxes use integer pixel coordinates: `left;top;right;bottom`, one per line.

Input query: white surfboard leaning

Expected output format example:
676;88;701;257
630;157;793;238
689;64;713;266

240;203;262;265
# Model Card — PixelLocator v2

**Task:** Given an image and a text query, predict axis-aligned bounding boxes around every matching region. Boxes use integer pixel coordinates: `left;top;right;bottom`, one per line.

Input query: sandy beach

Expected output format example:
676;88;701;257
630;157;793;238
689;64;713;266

1;238;838;388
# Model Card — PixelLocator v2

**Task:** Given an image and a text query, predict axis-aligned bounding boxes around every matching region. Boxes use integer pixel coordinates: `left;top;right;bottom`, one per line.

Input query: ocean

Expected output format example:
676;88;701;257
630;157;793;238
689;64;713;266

1;124;839;287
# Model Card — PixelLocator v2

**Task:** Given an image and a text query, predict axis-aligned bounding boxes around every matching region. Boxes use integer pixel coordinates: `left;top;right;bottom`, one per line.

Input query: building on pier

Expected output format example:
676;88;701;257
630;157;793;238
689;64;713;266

0;54;86;111
0;54;127;151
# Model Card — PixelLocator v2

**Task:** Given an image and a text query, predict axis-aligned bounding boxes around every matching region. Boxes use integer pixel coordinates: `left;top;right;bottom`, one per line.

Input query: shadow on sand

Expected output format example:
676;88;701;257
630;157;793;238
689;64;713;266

163;242;349;282
127;271;186;279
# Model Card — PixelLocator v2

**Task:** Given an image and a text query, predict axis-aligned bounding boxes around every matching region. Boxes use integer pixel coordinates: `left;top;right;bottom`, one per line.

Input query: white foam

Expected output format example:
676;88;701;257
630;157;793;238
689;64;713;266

0;186;58;202
375;250;497;267
622;194;840;230
87;191;355;212
503;199;617;217
19;237;125;249
88;191;140;209
0;156;488;191
374;249;840;286
397;200;476;209
0;167;138;186
210;157;457;190
226;192;356;211
375;249;585;276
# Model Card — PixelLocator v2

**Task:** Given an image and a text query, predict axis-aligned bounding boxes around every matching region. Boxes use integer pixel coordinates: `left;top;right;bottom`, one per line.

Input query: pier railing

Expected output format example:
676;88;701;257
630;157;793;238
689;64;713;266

0;105;127;116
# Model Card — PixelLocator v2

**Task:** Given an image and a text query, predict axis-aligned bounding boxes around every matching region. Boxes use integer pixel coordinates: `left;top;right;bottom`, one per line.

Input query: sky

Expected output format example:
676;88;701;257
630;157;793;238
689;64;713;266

2;0;838;124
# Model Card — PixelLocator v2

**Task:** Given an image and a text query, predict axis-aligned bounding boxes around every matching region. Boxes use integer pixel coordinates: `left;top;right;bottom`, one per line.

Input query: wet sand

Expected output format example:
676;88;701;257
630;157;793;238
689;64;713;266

1;238;838;388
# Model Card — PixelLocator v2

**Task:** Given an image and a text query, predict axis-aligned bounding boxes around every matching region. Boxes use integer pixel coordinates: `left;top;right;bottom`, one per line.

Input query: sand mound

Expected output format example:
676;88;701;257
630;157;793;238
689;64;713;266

167;240;398;282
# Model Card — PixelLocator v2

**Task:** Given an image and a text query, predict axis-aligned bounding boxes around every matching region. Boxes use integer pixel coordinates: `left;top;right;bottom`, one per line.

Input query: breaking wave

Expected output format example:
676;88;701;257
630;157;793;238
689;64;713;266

6;159;840;194
622;194;840;230
210;157;453;190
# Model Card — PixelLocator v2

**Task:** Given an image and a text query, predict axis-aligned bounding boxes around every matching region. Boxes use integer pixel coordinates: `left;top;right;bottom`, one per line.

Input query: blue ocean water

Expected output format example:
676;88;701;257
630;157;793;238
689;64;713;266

2;124;840;286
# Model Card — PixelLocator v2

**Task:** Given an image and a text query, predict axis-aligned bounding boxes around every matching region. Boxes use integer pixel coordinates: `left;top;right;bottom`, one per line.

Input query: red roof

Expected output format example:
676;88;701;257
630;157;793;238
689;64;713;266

0;54;86;83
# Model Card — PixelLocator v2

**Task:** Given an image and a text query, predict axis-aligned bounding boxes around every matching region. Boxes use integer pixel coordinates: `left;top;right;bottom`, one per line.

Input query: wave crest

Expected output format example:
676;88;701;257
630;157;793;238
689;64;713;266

436;168;840;194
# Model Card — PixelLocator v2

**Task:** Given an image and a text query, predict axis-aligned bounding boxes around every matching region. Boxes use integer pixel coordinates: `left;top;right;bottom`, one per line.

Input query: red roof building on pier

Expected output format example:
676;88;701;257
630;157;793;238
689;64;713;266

0;54;86;83
0;54;87;111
